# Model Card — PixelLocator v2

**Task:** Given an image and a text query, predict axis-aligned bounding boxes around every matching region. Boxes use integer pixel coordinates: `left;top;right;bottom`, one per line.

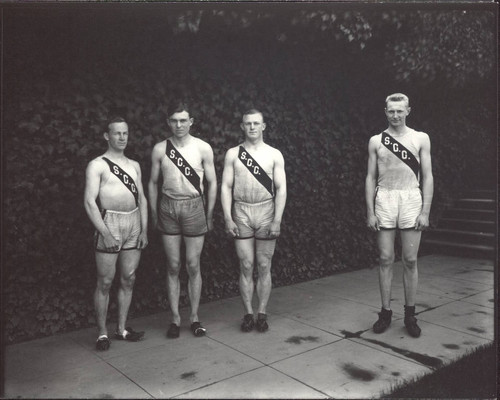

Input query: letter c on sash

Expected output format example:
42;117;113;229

393;143;399;152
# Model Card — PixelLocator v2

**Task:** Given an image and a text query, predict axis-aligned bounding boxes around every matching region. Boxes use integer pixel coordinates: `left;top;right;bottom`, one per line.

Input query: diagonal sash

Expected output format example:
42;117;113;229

238;146;274;196
166;140;203;196
102;157;139;206
381;132;420;180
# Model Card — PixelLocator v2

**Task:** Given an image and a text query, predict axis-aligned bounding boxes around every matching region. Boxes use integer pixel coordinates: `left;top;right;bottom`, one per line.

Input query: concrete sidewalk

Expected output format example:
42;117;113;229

4;254;495;399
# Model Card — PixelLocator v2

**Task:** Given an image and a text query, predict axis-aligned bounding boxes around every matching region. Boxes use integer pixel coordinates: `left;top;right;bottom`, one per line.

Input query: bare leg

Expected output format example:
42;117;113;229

376;229;396;310
94;252;118;337
161;235;183;325
116;249;141;334
400;229;422;306
184;235;205;323
235;238;256;315
255;239;277;314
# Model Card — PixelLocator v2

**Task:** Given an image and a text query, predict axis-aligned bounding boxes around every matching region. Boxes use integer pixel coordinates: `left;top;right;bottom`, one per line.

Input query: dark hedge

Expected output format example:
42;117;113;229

3;19;496;343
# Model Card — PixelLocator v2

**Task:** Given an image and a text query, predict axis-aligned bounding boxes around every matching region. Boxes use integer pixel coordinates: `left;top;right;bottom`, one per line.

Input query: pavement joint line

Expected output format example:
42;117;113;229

171;365;266;399
265;363;334;399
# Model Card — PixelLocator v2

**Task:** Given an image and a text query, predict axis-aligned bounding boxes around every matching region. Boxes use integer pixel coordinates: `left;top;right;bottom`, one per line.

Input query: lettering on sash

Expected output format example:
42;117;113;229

238;146;274;196
381;132;420;180
166;140;203;196
102;157;139;206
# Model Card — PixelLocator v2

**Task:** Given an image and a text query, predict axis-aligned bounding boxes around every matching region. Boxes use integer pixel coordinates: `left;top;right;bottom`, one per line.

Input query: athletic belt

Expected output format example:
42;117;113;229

102;157;139;206
166;140;203;197
381;132;420;180
238;146;274;196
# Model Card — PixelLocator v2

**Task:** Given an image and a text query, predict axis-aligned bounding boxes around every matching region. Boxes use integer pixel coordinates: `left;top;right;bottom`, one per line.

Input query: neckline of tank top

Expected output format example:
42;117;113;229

168;136;196;148
384;128;412;138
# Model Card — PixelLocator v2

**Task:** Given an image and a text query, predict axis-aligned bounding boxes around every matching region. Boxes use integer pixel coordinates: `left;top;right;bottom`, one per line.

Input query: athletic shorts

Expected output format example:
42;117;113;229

233;199;275;240
94;208;141;253
375;187;422;229
158;195;207;237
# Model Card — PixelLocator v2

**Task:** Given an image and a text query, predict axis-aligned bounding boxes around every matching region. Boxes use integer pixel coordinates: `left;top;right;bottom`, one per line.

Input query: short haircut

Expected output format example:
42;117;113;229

107;116;127;130
167;100;191;118
242;108;264;121
385;93;410;107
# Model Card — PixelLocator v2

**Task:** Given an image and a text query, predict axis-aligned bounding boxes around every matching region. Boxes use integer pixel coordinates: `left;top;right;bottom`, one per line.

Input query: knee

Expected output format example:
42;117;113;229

257;258;271;276
379;252;395;268
167;259;181;276
186;258;200;277
121;272;136;289
97;278;113;294
402;255;418;270
239;258;254;276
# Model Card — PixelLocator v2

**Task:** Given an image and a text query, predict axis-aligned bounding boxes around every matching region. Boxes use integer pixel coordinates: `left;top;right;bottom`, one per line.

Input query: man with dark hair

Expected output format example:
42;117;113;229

221;109;287;333
149;101;217;338
365;93;434;338
84;117;148;351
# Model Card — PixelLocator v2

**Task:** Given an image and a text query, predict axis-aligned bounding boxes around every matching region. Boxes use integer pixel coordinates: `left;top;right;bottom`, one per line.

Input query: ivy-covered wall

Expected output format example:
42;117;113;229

3;8;496;343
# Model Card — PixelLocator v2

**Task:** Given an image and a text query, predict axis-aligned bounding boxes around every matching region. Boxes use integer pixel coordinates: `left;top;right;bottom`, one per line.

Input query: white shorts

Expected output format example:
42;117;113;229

375;188;422;229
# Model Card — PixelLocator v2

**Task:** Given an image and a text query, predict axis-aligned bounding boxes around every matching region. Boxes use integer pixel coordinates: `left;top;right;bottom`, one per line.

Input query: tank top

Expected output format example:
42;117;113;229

161;138;205;200
376;129;421;190
233;146;274;204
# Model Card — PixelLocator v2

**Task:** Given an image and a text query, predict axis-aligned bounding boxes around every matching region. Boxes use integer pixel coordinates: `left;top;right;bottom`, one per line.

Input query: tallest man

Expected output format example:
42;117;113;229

365;93;433;338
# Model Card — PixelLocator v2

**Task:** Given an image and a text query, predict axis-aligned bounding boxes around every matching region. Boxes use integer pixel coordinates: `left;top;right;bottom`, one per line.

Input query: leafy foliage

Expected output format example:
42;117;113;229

3;6;496;343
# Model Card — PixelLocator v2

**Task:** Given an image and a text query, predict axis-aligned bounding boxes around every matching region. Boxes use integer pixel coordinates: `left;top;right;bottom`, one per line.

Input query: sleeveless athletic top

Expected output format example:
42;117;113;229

161;138;205;200
233;146;274;204
376;129;421;190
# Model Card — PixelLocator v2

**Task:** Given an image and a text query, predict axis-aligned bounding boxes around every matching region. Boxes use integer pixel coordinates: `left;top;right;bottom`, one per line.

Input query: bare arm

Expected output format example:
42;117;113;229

220;148;238;237
148;143;163;230
267;150;287;238
202;143;217;231
133;161;148;248
365;136;380;231
415;133;434;230
83;160;119;251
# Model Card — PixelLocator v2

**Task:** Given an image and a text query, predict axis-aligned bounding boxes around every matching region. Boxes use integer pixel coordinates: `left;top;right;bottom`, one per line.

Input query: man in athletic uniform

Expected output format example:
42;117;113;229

365;93;434;338
221;109;287;333
84;117;148;351
149;101;217;338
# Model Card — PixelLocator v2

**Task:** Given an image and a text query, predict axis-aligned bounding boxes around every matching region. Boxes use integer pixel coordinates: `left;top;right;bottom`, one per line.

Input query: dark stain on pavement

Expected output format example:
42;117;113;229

476;310;489;315
285;335;319;344
342;363;376;381
463;341;474;345
363;338;443;369
340;329;367;338
488;299;494;303
392;372;401;376
416;303;430;309
180;371;197;380
474;268;493;272
442;343;460;349
467;327;485;334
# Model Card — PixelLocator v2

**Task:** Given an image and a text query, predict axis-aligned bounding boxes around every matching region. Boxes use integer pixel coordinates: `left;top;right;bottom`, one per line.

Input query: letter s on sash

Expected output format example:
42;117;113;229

384;136;391;145
169;149;176;159
113;166;120;175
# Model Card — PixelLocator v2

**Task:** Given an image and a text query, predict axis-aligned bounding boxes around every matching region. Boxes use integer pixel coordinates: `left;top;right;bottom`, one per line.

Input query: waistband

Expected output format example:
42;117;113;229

376;186;420;192
102;207;139;215
234;198;274;207
162;195;203;202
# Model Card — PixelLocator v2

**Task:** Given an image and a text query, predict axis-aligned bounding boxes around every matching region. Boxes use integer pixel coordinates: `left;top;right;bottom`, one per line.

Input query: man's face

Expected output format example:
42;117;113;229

167;111;193;138
105;122;128;150
385;101;410;127
241;113;265;140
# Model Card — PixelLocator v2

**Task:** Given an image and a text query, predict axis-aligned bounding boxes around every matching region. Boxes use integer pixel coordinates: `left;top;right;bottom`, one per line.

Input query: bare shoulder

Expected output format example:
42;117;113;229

87;155;107;171
368;133;382;148
267;144;284;162
224;145;239;161
129;158;142;173
195;137;214;154
152;140;167;156
412;129;431;145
